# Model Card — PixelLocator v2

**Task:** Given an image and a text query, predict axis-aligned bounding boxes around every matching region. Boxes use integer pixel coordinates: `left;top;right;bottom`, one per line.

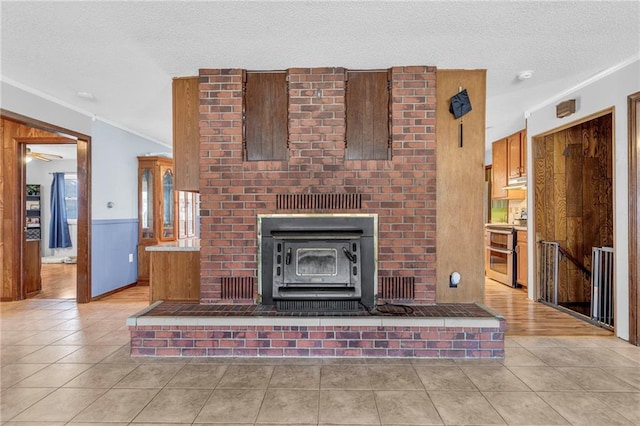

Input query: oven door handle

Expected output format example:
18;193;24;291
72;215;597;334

487;247;513;254
486;229;514;235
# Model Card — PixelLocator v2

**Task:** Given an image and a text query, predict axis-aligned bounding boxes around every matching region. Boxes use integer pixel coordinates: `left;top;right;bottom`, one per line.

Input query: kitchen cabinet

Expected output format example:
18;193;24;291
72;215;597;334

507;130;527;178
137;156;177;285
491;138;508;199
516;230;528;287
172;76;200;192
147;242;200;303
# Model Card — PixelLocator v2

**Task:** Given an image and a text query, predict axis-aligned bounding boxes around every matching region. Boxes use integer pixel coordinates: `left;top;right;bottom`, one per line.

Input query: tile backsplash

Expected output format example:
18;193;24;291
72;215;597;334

490;198;527;224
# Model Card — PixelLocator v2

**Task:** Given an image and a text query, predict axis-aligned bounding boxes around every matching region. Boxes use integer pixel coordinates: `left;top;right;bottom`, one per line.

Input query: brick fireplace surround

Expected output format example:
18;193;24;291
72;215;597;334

128;66;506;358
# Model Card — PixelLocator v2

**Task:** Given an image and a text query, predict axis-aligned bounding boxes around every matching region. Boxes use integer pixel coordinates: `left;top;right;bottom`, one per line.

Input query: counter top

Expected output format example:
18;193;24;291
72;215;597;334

146;238;200;252
485;223;527;231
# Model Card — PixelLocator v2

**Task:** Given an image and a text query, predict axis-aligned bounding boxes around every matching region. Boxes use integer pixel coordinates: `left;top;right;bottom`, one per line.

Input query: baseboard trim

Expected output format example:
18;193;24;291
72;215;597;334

91;282;138;301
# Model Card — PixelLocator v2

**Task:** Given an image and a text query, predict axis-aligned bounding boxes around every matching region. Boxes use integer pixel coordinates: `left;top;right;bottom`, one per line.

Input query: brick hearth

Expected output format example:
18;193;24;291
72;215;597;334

128;302;506;358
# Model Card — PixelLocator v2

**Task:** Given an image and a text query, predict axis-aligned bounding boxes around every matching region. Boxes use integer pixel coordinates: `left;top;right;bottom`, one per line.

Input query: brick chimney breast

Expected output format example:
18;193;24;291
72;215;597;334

198;66;437;305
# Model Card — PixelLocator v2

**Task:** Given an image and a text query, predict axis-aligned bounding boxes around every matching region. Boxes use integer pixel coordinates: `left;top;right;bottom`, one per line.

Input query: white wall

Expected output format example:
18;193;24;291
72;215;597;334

91;120;171;220
1;80;92;136
526;57;640;341
3;79;173;296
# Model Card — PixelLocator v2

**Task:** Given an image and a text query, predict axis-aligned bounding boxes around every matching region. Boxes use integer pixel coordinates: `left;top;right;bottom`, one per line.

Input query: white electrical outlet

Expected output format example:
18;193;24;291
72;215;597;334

128;253;133;263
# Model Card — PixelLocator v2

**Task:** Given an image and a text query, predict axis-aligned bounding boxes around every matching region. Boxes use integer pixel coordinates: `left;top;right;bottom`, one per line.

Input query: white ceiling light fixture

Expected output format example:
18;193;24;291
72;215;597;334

76;91;95;100
516;70;534;81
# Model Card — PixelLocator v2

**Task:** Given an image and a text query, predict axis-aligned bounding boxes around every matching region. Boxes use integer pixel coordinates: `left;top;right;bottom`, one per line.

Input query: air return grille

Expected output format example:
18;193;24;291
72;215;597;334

276;193;362;210
380;276;415;300
276;300;360;312
221;277;254;300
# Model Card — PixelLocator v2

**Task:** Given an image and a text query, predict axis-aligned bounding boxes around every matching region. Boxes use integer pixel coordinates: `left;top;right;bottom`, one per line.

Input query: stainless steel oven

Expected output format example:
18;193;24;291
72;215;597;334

485;226;516;287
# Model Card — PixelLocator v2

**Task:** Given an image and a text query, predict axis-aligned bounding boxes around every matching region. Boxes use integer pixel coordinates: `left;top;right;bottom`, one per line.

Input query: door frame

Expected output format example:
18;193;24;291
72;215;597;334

530;107;615;327
2;110;92;303
629;92;640;345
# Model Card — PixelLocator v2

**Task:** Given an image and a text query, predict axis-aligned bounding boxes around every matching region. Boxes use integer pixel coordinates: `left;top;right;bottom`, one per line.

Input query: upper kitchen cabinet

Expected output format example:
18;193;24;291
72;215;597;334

172;76;200;192
507;129;527;178
491;138;508;199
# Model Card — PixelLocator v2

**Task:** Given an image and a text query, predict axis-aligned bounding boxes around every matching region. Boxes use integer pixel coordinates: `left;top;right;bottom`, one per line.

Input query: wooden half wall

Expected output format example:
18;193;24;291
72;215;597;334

436;70;486;303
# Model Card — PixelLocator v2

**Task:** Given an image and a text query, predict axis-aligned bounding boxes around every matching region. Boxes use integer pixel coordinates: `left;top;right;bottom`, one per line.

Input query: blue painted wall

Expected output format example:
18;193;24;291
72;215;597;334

91;219;138;297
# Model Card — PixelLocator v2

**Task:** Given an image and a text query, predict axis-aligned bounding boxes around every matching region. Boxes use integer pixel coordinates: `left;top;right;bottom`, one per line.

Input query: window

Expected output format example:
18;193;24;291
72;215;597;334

64;174;78;222
243;71;288;161
345;70;391;160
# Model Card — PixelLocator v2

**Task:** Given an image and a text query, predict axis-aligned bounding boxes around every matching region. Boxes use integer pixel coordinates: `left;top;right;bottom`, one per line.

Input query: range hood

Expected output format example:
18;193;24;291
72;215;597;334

502;176;527;190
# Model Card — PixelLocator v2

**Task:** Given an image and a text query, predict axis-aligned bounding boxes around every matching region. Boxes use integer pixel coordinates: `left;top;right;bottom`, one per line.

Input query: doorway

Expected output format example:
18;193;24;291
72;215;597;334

24;142;78;299
1;111;91;303
532;110;614;328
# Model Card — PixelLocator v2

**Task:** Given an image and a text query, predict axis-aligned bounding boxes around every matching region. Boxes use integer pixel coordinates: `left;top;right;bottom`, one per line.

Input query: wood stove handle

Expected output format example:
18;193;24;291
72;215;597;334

343;247;356;262
285;248;291;265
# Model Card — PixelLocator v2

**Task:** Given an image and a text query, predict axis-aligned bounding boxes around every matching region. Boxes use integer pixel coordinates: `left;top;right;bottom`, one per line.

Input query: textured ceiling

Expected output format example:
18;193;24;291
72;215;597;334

2;1;639;151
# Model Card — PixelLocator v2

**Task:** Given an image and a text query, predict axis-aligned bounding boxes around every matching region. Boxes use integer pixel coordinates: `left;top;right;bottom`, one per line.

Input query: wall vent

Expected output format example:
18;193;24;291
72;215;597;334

276;193;362;210
380;276;415;300
276;299;360;312
221;277;254;300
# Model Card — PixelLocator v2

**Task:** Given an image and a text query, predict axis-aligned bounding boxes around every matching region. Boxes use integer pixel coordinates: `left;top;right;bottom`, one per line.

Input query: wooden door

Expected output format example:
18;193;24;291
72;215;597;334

172;77;200;192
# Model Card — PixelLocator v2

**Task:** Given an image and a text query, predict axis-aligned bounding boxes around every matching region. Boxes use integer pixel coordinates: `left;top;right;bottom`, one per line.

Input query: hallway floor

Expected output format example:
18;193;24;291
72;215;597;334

1;296;639;425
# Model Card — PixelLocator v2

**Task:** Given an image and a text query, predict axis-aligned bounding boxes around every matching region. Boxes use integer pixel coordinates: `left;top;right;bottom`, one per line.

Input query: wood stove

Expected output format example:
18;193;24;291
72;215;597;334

259;214;376;310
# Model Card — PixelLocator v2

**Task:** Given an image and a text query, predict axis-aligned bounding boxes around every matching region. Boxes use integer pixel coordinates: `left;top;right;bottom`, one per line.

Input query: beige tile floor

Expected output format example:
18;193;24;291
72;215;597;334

1;298;639;425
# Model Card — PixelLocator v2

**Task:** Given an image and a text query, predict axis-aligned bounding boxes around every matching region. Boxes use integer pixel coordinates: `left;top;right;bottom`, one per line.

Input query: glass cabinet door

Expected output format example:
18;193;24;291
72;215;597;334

186;192;195;237
141;168;154;239
178;192;187;239
162;169;175;239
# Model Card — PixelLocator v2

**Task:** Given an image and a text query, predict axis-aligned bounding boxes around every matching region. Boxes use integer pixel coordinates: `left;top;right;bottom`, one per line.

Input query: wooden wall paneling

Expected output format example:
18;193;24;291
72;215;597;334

582;131;599;262
565;126;583;218
533;136;546;241
435;69;486;303
600;114;614;247
172;77;200;192
552;131;566;246
544;135;555;240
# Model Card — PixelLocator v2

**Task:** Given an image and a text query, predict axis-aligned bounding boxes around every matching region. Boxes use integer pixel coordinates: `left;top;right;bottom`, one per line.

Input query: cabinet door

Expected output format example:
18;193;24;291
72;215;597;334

519;130;527;177
172;77;200;192
160;167;176;241
491;138;508;199
507;132;522;178
139;167;154;239
24;240;42;294
516;231;528;287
